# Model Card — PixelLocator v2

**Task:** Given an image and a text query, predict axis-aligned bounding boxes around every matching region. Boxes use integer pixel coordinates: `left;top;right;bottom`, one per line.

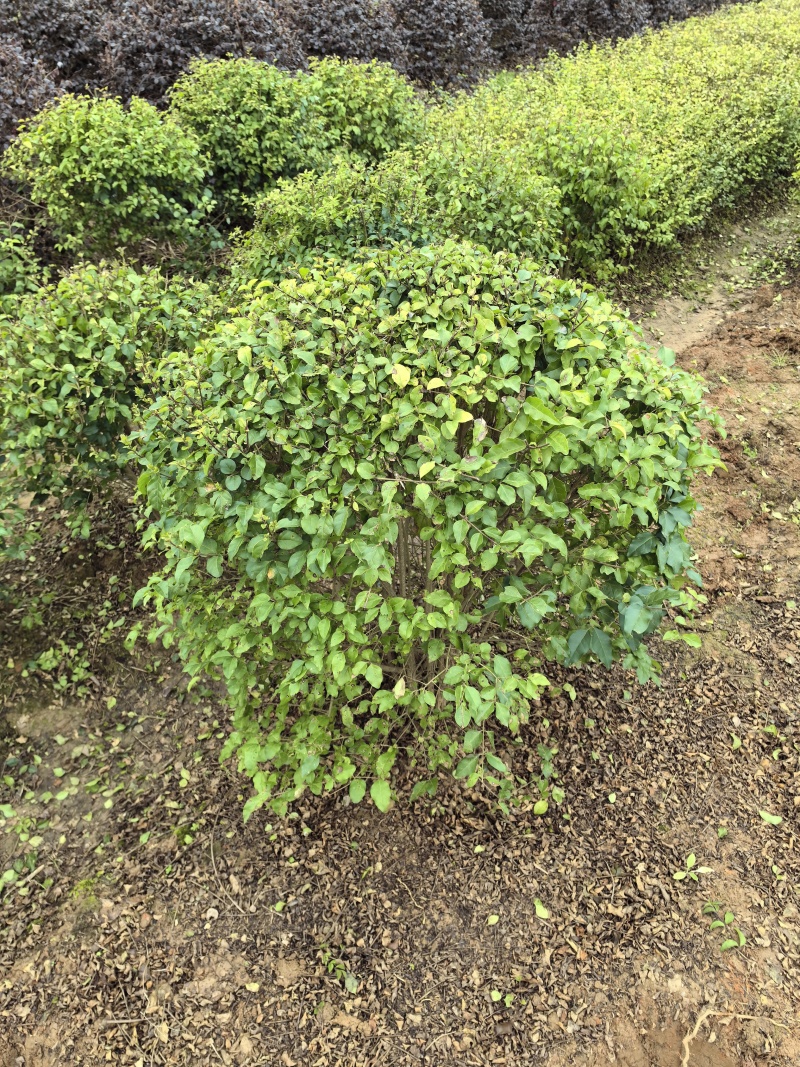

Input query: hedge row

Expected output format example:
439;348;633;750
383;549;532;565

0;1;745;147
234;0;800;280
5;2;800;271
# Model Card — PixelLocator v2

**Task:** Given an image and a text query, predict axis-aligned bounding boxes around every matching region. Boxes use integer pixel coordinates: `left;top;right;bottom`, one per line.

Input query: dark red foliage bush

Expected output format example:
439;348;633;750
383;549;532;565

479;1;739;62
0;0;749;120
97;0;303;105
0;1;107;91
0;35;59;151
287;1;408;69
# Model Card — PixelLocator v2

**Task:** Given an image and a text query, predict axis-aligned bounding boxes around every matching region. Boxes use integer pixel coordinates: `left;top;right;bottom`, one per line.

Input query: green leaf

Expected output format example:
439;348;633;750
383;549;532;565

524;396;560;424
454;755;479;780
534;899;549;920
370;780;392;813
391;363;411;388
349;779;367;804
364;664;383;689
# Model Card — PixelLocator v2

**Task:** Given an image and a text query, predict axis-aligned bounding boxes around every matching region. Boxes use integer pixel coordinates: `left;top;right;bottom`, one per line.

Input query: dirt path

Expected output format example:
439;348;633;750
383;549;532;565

1;226;799;1066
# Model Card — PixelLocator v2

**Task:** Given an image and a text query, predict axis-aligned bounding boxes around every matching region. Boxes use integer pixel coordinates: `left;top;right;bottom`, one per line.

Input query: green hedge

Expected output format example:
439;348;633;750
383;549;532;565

238;0;800;281
426;0;800;276
132;241;720;815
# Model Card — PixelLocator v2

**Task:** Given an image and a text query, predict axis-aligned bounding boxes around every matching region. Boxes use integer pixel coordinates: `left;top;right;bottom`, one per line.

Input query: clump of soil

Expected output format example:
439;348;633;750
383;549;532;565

1;280;798;1066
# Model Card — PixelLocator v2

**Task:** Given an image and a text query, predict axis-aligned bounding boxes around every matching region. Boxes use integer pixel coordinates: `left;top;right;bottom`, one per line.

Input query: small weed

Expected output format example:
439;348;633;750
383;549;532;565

320;944;358;994
673;853;712;882
703;902;746;951
768;348;791;369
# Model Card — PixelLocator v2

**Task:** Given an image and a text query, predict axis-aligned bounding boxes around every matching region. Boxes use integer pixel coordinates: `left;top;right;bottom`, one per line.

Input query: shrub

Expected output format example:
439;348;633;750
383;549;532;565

2;95;214;253
432;0;800;276
0;0;303;105
168;59;311;216
133;241;720;816
0;265;214;544
0;222;44;316
232;144;562;280
96;0;303;105
0;34;60;151
300;57;423;162
288;0;408;68
0;0;107;92
481;2;742;63
395;0;494;86
168;56;423;217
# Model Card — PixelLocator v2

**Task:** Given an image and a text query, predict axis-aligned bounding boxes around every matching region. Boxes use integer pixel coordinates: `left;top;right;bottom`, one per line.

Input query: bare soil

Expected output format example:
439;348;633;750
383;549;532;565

1;262;799;1066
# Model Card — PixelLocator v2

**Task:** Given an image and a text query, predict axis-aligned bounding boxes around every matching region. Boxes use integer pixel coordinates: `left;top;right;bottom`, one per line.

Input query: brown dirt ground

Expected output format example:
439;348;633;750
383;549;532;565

1;278;799;1066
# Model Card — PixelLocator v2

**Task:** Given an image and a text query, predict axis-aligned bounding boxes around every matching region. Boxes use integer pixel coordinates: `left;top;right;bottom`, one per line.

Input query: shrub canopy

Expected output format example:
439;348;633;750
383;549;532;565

133;241;720;815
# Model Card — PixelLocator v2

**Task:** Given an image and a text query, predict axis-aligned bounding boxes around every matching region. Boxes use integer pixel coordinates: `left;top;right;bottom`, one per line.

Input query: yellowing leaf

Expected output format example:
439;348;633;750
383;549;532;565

245;982;260;992
419;461;435;478
534;899;549;920
426;378;445;389
393;677;406;698
487;914;500;926
391;363;411;388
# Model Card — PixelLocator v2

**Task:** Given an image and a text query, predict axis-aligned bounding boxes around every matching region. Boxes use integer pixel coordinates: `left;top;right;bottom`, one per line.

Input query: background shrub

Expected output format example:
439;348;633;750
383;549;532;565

393;0;494;86
0;265;214;536
0;0;107;94
233;144;562;279
0;34;60;151
299;57;423;162
133;241;719;815
287;0;408;68
168;56;422;217
96;0;303;106
0;0;747;110
2;95;214;252
168;59;312;216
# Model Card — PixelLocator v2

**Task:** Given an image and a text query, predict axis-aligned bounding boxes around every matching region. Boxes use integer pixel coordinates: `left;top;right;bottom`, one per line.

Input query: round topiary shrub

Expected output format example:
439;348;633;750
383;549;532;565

2;95;214;253
299;56;423;162
133;240;721;817
168;58;313;216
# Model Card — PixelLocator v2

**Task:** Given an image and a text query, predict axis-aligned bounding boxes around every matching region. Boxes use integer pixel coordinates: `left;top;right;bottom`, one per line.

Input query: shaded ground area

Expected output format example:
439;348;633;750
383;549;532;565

1;276;799;1065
